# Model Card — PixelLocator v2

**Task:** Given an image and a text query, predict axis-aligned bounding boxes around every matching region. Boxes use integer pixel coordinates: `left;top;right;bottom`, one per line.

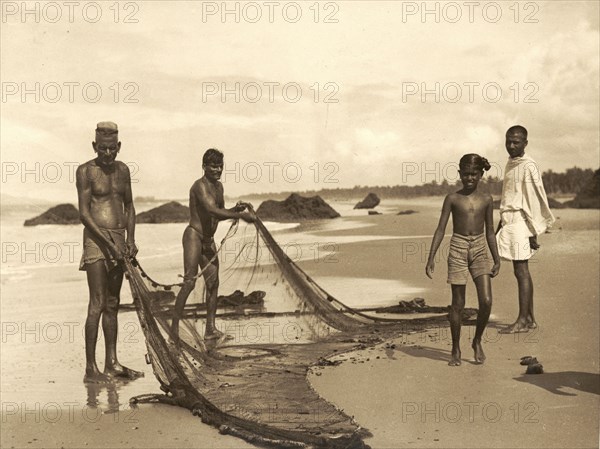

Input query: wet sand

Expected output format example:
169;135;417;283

2;201;598;448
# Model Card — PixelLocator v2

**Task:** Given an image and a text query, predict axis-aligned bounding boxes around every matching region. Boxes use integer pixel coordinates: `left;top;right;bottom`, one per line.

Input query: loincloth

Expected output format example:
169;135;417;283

79;227;126;272
447;233;492;285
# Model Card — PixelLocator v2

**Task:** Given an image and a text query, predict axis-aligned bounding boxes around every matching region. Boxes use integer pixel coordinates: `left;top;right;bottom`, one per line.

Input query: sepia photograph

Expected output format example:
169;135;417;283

1;1;599;448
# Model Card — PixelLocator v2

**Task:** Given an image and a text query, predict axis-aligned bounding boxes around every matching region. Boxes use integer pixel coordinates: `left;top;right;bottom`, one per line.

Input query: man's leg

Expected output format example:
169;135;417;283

171;228;201;341
84;261;110;383
202;244;220;337
503;260;532;333
449;285;465;366
103;266;143;378
472;275;492;364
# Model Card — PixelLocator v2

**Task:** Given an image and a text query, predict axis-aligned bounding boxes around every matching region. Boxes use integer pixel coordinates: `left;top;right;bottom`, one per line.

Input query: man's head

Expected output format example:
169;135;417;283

505;125;528;159
202;148;224;182
93;121;121;167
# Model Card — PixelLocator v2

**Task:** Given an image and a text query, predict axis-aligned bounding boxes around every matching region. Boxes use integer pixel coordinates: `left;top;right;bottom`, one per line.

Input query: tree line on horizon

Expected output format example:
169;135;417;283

239;167;598;201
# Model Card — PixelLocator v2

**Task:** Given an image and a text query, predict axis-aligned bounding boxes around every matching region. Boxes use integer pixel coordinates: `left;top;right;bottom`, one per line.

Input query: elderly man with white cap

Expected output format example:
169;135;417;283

76;121;143;383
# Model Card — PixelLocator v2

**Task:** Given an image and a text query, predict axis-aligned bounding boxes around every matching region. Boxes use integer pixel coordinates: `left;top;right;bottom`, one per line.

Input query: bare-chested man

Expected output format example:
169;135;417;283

170;148;255;343
77;121;142;383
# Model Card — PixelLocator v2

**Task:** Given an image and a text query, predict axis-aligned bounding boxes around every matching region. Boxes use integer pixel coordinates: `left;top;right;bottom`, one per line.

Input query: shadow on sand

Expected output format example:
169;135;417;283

396;344;452;363
514;371;600;396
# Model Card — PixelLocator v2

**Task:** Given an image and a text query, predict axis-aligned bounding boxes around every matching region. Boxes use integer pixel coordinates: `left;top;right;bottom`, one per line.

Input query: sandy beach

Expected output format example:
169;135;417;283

1;198;598;448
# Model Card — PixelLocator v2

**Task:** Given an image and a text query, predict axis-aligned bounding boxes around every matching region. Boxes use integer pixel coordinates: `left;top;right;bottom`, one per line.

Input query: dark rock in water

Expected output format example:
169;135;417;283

368;211;382;215
563;169;600;209
24;204;80;226
354;193;380;209
397;209;418;215
137;201;190;223
256;193;340;222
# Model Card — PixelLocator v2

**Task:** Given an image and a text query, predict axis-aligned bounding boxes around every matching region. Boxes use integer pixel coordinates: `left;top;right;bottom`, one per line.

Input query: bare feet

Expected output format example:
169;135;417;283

499;321;530;334
105;364;144;380
527;320;538;329
448;349;461;366
472;340;486;364
84;370;112;384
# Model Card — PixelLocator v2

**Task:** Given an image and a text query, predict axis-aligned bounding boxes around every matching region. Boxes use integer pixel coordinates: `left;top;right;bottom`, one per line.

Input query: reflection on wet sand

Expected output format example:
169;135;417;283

85;381;121;414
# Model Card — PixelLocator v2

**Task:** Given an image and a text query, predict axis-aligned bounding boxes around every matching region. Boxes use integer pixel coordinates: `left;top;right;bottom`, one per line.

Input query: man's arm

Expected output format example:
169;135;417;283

121;163;138;256
425;195;452;279
495;219;502;234
195;182;255;223
485;196;501;277
76;164;122;258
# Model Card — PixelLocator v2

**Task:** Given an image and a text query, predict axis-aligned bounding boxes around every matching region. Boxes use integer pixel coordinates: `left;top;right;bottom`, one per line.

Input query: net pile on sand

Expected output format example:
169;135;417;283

124;218;441;448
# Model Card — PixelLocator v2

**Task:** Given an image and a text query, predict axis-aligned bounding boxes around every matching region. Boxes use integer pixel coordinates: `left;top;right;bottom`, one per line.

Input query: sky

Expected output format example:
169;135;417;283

1;0;599;202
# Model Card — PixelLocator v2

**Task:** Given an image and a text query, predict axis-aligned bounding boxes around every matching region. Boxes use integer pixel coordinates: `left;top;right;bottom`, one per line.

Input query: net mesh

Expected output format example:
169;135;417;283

125;218;432;448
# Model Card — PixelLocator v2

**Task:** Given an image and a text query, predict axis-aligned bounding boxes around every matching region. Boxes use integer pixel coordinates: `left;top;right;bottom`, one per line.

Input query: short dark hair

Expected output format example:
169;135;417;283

202;148;223;165
506;125;528;139
459;154;491;172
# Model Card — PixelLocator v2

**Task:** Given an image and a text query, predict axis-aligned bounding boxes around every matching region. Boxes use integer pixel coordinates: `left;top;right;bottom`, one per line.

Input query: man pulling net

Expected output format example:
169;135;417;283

170;148;256;343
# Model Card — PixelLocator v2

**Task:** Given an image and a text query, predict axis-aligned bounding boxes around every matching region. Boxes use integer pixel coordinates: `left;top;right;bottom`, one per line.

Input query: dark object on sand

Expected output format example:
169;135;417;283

218;290;266;307
397;209;418;215
521;355;544;374
24;203;80;226
136;201;190;223
368;211;382;215
354;193;380;209
563;169;600;209
120;289;265;312
256;193;340;222
526;363;544;374
362;297;477;320
520;356;539;366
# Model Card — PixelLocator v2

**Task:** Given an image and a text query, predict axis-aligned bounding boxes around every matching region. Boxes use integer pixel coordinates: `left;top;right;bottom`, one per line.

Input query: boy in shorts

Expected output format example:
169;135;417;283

426;154;501;365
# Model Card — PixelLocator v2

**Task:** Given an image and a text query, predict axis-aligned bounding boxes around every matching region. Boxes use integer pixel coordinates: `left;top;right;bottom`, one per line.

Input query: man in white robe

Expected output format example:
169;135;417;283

497;125;555;333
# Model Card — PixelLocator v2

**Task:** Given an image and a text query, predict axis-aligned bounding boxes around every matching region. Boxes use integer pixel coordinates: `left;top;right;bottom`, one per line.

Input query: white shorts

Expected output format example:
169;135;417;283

496;210;535;261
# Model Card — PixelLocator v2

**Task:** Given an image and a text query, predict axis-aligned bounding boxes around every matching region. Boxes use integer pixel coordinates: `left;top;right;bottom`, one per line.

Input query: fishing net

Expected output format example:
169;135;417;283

124;217;439;448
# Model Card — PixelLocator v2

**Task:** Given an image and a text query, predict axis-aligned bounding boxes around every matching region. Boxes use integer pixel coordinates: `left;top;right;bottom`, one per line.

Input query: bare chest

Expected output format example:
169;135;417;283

89;167;126;197
455;195;487;214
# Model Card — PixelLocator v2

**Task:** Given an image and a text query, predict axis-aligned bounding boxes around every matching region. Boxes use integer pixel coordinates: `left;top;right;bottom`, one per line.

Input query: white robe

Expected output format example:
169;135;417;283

497;154;555;260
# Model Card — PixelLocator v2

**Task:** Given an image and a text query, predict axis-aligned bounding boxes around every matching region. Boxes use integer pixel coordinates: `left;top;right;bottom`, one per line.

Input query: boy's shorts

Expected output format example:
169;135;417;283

447;233;492;285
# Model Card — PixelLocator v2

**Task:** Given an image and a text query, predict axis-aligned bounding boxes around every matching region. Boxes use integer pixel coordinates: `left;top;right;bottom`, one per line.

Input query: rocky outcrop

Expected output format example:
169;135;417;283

397;209;418;215
354;193;380;209
256;194;340;222
136;201;190;223
24;204;80;226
